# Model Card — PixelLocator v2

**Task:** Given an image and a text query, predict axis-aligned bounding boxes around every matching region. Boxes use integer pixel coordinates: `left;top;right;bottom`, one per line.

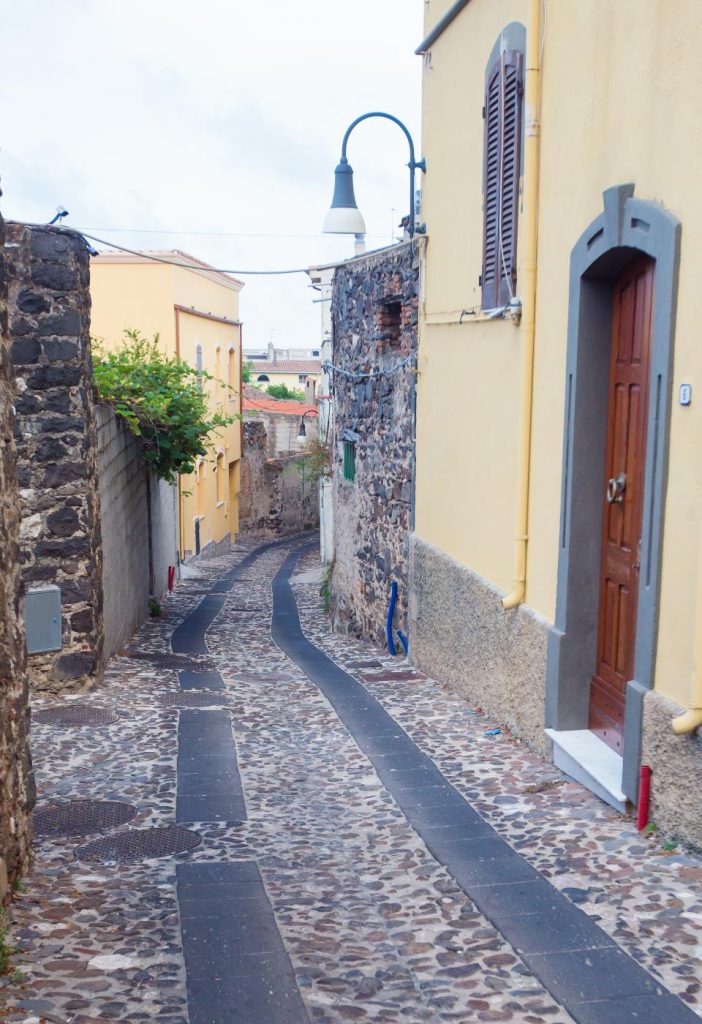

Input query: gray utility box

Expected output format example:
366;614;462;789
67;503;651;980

24;585;63;654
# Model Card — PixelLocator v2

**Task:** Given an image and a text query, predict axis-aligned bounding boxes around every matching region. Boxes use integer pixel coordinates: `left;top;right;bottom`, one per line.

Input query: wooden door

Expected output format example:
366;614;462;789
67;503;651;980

589;257;654;753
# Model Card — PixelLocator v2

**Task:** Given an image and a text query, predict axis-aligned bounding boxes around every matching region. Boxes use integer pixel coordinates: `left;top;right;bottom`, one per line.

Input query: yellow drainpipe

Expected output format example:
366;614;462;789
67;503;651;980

672;543;702;733
502;0;542;610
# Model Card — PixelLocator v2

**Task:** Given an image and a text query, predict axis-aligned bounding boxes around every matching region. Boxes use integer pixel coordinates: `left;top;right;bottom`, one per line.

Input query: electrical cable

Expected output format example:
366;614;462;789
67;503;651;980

322;353;416;382
84;226;390;241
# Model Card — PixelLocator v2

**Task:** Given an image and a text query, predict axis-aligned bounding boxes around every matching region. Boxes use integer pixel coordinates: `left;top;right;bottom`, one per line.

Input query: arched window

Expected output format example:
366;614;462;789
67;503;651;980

216;452;225;504
481;25;525;309
196;460;205;518
257;374;270;383
228;346;237;399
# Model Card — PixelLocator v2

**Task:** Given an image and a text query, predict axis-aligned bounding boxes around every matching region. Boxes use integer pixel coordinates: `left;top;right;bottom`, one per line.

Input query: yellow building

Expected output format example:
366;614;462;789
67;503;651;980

249;358;322;398
90;250;243;560
412;0;702;844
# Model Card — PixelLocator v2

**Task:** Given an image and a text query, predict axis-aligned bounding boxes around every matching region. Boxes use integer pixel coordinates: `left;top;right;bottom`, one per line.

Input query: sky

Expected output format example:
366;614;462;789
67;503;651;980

0;0;424;353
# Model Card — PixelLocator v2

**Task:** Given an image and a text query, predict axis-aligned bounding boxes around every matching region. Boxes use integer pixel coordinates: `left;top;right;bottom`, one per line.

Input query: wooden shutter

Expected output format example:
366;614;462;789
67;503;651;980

482;49;523;310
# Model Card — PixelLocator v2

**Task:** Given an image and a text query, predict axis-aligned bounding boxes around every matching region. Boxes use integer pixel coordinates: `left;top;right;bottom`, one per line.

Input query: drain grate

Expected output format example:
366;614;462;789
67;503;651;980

33;705;119;727
76;826;201;863
34;800;138;838
157;691;233;707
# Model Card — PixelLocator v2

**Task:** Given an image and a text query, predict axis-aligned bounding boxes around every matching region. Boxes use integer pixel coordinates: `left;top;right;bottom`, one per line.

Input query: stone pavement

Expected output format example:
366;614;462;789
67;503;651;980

2;533;702;1024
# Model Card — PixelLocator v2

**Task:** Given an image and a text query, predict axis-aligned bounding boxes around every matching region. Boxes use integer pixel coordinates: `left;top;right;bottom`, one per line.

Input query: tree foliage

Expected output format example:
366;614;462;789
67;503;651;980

93;330;236;484
242;359;254;384
267;382;306;401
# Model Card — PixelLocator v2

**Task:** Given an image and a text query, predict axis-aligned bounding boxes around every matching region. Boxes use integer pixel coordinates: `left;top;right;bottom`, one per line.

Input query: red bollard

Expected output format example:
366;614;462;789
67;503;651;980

637;765;652;830
168;565;176;592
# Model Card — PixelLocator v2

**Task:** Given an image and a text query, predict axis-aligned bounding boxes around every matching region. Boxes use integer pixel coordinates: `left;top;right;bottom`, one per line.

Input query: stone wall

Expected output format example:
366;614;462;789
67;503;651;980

329;240;419;646
239;420;319;537
0;210;35;901
96;407;178;660
8;223;103;694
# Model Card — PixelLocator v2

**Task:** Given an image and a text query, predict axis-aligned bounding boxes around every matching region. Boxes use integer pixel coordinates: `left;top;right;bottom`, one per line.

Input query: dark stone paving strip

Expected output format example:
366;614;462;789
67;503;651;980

178;669;226;690
210;531;319;594
177;862;310;1024
272;543;700;1024
176;710;247;823
172;594;226;654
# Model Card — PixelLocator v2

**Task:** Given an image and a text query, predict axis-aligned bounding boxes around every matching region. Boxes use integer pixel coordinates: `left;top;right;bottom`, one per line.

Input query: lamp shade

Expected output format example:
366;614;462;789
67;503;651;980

322;158;366;234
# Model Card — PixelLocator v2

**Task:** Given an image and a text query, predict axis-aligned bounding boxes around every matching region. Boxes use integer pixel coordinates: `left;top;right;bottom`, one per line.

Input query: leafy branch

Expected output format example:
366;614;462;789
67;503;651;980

93;329;237;484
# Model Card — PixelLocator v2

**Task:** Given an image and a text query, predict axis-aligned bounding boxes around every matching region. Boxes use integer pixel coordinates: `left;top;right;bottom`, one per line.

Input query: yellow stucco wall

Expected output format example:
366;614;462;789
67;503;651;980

252;370;321;394
416;0;702;706
90;256;243;560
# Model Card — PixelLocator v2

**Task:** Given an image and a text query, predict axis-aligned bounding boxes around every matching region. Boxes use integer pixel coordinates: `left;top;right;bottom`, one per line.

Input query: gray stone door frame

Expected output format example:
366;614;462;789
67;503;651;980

546;184;681;803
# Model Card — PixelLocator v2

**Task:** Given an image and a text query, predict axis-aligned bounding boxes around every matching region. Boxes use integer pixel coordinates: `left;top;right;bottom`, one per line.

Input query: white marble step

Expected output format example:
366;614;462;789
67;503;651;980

545;728;628;813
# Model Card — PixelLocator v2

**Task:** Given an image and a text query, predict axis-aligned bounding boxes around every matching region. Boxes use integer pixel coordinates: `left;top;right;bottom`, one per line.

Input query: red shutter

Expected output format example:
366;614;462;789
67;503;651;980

482;49;523;310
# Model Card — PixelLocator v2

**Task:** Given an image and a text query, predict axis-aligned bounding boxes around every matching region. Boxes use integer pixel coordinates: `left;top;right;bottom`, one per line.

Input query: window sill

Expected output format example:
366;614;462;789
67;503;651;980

216;501;225;508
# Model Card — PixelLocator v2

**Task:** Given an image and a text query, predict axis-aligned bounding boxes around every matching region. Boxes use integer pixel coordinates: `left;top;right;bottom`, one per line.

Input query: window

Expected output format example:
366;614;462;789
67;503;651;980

343;439;356;482
257;374;270;383
195;344;203;389
312;349;320;357
376;299;402;346
216;452;225;504
298;374;308;383
481;38;524;309
228;346;236;398
215;346;222;403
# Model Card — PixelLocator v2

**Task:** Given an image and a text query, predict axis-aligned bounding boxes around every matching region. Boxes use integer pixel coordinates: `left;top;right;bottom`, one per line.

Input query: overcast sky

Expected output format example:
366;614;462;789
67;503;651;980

1;0;423;353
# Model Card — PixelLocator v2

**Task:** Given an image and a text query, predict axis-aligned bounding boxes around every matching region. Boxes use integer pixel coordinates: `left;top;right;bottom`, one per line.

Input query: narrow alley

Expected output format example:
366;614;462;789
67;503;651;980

5;534;702;1024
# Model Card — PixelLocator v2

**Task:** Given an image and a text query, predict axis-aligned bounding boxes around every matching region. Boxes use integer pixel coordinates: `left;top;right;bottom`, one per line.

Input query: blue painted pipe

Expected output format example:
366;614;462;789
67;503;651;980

397;629;409;656
386;581;398;656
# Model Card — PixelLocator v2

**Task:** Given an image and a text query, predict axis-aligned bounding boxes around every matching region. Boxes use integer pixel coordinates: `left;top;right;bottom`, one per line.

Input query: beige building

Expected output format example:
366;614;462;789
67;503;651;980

90;250;243;560
412;0;702;844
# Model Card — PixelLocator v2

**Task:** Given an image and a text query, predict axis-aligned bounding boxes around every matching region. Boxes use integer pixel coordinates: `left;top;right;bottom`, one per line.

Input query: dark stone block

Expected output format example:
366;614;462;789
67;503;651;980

42;462;87;487
36;536;90;558
27;365;82;390
522;947;667;1006
11;337;41;364
38;416;84;433
15;289;50;314
54;651;97;680
30;230;74;260
36;438;68;463
495;903;616;955
70;609;94;633
570;994;702;1024
14;394;42;415
43;391;72;414
46;507;79;537
43;339;79;361
36;313;81;339
60;578;92;604
31;261;78;292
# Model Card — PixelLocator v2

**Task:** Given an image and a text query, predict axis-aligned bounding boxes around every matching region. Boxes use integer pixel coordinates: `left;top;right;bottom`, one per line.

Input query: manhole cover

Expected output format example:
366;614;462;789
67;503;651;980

156;691;233;707
33;705;119;727
76;826;201;863
34;800;138;837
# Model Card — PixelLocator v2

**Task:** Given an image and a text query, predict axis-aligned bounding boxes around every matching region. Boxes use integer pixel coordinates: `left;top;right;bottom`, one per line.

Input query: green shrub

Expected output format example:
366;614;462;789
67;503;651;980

93;330;236;484
267;382;306;402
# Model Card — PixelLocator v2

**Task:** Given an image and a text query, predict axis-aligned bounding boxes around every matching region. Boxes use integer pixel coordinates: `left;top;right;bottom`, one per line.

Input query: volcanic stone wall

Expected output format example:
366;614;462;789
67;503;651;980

8;223;104;693
0;211;35;901
239;420;319;537
329;240;419;646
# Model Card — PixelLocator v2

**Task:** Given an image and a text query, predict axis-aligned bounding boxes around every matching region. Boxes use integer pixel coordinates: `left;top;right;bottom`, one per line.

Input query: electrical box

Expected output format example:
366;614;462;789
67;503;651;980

24;585;62;654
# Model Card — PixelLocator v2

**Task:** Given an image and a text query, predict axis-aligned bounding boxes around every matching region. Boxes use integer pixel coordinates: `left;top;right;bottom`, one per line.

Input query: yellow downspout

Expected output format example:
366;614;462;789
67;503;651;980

502;0;542;610
672;542;702;733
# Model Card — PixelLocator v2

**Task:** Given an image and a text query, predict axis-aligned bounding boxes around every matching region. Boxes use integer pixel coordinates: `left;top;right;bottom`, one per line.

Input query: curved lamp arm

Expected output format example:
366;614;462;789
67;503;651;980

336;112;426;237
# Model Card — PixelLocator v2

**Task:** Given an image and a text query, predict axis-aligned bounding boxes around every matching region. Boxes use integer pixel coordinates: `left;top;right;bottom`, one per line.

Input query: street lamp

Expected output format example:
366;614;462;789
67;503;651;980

323;112;426;238
297;410;312;445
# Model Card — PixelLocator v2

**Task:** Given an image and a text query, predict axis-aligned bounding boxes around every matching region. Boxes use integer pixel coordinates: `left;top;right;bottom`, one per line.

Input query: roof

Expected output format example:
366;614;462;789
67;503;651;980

252;360;321;374
243;396;318;417
91;249;244;291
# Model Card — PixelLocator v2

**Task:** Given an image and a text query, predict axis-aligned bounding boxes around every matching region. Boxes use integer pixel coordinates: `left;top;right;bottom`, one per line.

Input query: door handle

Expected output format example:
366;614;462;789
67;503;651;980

607;472;627;504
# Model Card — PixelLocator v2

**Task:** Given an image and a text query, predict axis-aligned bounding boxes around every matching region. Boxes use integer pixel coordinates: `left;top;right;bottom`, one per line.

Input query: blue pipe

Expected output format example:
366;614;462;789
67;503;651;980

386;581;398;656
397;629;409;656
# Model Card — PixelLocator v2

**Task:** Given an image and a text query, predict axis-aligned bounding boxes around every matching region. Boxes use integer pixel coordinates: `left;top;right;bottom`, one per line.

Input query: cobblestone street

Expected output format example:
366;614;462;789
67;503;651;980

3;534;702;1024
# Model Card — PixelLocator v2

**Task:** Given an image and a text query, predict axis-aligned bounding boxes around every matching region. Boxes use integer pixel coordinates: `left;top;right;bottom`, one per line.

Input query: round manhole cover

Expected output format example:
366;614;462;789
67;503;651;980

75;827;201;863
156;691;232;707
34;800;138;838
33;705;119;727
